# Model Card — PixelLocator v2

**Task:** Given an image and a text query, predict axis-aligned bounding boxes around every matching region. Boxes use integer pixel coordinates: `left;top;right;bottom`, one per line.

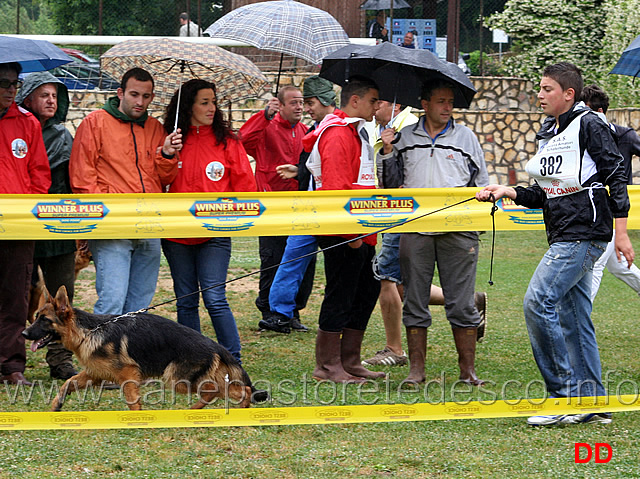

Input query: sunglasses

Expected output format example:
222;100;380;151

0;79;23;89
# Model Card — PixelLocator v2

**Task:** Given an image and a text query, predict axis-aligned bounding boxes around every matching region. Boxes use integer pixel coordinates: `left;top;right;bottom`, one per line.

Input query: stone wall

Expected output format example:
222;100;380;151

63;74;640;186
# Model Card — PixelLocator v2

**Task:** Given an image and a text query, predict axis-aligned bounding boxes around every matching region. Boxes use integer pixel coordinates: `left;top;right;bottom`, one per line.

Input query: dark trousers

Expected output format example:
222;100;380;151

316;237;380;332
32;251;76;369
33;251;76;302
0;241;34;375
255;235;315;315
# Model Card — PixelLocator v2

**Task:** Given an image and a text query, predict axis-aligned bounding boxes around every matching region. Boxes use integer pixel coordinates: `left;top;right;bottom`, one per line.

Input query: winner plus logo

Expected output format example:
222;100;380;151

498;197;544;226
190;197;264;232
344;195;419;228
31;199;108;234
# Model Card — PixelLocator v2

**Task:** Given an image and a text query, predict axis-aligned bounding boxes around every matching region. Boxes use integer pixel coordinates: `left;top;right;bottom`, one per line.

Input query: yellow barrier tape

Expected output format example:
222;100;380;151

1;186;639;240
0;396;639;430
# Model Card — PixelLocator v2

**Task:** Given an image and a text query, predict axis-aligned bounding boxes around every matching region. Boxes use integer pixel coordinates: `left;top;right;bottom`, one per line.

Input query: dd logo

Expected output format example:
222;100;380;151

574;443;612;463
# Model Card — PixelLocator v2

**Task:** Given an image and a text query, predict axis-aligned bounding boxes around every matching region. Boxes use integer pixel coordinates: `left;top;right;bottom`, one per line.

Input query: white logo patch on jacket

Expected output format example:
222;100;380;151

206;161;225;182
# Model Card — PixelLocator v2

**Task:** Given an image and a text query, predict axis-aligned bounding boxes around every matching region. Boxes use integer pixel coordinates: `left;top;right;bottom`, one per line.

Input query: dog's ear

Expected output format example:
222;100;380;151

43;286;53;304
54;285;71;315
37;287;48;310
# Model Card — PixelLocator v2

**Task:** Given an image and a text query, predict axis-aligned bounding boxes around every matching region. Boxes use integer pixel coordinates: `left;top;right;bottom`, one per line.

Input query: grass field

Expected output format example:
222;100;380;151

1;230;640;478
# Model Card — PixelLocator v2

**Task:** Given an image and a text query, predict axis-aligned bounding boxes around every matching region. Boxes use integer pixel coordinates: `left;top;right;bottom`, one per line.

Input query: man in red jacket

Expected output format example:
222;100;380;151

0;61;51;385
239;86;311;331
303;76;385;383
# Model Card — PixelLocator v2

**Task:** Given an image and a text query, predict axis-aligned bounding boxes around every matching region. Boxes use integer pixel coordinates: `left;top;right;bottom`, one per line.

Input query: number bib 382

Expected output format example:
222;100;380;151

525;111;589;199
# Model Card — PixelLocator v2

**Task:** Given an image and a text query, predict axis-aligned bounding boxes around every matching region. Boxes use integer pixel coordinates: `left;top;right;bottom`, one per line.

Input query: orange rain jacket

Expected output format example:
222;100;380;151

69;106;177;194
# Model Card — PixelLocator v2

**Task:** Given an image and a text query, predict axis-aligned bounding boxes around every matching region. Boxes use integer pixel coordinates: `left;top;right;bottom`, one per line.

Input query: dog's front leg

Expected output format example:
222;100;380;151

51;371;91;411
118;366;143;410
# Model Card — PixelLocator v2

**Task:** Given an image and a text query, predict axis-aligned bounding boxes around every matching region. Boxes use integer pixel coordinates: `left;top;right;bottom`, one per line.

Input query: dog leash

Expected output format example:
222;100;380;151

138;195;498;314
89;196;498;329
488;193;498;286
87;310;143;333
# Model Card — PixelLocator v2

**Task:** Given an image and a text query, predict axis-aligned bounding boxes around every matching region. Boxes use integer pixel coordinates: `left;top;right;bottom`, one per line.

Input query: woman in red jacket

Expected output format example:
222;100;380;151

162;79;256;364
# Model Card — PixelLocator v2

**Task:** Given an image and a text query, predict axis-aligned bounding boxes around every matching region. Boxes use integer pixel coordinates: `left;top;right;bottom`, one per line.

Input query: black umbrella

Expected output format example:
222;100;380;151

319;42;476;109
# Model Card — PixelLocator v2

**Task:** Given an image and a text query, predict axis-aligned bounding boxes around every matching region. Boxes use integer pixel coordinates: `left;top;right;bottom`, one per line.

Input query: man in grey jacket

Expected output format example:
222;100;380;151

16;72;78;380
379;79;489;386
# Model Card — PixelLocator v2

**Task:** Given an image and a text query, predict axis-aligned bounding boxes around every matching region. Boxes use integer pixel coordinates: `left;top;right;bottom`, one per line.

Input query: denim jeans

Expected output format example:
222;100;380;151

524;240;607;398
161;238;242;363
89;239;160;316
372;232;402;284
269;235;318;319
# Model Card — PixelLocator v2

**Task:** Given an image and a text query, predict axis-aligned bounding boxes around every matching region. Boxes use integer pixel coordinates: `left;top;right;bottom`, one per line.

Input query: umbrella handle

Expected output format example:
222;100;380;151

274;52;284;97
173;62;186;132
174;83;182;133
386;95;398;129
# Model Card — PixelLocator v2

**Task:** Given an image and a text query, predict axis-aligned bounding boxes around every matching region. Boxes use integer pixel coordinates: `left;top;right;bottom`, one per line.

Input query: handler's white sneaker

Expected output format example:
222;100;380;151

527;414;569;426
562;413;612;425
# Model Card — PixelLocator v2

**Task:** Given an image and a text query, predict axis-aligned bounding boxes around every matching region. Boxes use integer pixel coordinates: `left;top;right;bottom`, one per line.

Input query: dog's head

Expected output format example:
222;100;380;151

22;285;73;351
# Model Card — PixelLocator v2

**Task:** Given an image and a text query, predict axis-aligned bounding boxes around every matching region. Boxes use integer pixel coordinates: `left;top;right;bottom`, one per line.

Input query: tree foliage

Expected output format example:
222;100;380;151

0;0;55;34
597;0;640;106
45;0;223;36
488;0;640;107
487;0;605;83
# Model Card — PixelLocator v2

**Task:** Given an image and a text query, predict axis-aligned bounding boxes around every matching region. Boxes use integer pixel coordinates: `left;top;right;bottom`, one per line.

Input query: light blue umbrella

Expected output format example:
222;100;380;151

610;35;640;78
0;35;73;72
205;0;350;93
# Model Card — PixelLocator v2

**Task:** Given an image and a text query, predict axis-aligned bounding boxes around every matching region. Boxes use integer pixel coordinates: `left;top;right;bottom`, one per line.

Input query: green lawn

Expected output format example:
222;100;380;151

1;230;640;478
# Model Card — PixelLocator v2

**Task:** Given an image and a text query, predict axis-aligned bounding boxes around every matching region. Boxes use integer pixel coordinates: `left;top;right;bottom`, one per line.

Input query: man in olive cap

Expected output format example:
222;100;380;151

259;76;338;334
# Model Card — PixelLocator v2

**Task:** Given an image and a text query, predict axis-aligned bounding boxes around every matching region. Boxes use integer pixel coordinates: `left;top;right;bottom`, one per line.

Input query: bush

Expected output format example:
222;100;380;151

466;50;505;76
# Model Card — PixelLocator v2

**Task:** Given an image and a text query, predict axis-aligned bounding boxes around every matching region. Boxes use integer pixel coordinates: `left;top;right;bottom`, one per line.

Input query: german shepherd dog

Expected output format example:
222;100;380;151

23;286;267;411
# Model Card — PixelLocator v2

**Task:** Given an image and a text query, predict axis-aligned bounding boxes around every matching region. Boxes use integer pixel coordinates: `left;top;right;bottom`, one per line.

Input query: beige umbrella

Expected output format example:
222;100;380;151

100;38;269;125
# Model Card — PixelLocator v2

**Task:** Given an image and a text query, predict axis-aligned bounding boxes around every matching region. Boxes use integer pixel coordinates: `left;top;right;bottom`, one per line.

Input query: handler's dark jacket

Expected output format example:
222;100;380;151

514;102;630;245
16;72;75;258
612;124;640;185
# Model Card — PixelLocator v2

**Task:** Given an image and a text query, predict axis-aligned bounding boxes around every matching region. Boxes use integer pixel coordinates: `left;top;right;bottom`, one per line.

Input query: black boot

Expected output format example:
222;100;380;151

258;311;291;334
290;311;309;332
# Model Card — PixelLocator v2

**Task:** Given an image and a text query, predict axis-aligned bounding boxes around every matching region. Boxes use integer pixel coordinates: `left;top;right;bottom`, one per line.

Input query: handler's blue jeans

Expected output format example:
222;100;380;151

162;238;241;363
89;239;160;316
524;240;607;399
269;235;318;319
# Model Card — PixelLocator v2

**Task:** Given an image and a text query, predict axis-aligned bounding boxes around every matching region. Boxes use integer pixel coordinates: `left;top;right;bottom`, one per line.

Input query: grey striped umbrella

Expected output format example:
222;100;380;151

204;0;350;66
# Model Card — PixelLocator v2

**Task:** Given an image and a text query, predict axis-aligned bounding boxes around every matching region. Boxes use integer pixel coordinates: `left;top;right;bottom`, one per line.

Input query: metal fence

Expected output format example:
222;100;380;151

379;0;510;75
